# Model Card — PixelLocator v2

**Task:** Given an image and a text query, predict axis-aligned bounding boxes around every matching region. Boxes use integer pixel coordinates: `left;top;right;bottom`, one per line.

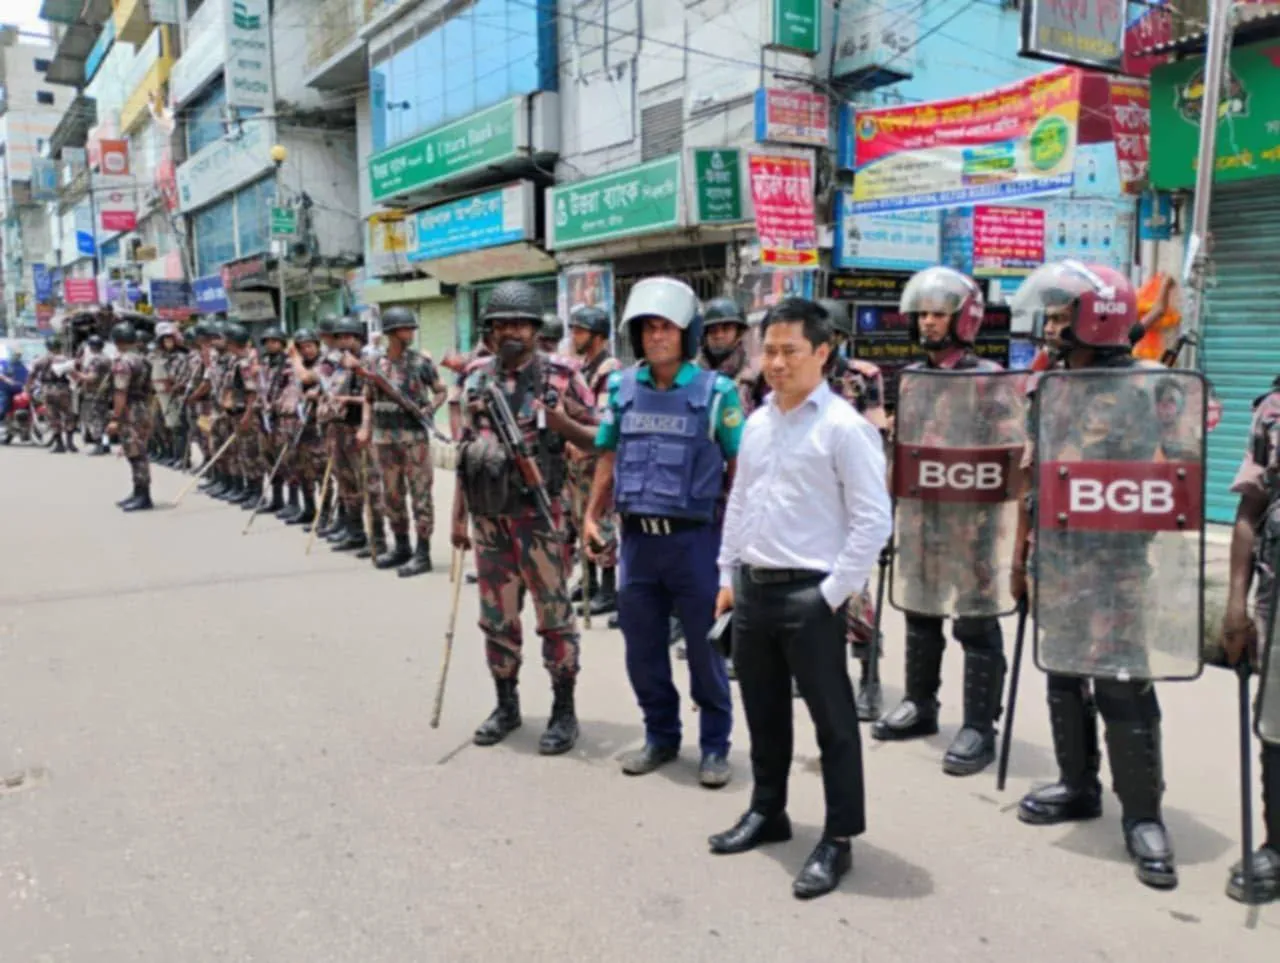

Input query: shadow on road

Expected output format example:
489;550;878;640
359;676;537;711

1050;805;1233;868
751;823;936;901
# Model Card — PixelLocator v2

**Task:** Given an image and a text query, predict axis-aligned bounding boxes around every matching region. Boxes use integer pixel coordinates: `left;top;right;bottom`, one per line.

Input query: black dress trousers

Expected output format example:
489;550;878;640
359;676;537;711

732;566;867;839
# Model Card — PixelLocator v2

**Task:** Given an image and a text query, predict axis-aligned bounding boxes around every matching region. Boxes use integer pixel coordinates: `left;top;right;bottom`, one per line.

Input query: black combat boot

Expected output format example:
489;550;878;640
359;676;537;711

317;495;341;538
539;679;580;755
239;479;264;510
323;505;349;541
943;648;1007;776
357;515;386;560
264;479;286;513
218;477;245;502
204;470;227;497
288;486;316;525
1228;742;1280;904
1107;719;1177;890
277;483;301;521
375;532;412;569
871;619;943;740
473;677;521;746
587;566;618;616
853;646;882;723
1019;685;1103;825
331;515;367;552
51;434;65;453
397;540;432;577
65;432;78;453
121;483;154;512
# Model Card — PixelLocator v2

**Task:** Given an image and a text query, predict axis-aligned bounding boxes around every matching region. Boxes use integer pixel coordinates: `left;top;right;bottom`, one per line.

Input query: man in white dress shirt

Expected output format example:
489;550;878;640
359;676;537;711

709;298;892;900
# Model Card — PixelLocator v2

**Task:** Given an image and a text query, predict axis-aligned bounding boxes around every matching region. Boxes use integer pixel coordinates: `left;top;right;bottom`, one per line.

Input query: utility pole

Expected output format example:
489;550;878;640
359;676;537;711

1180;0;1236;369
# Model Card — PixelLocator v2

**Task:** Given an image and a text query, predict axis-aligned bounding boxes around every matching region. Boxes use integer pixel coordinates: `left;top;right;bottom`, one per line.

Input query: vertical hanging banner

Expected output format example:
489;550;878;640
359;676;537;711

852;67;1081;214
748;151;818;268
225;0;274;112
1109;77;1150;194
98;139;131;176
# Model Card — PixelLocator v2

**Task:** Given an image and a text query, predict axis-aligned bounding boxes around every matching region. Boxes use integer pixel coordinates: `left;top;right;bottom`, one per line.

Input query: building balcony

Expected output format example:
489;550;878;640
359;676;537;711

304;0;390;91
112;0;153;47
43;21;102;87
40;0;112;26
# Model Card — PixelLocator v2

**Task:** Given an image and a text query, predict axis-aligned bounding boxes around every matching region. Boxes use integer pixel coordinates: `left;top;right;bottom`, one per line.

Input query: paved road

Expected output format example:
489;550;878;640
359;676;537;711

0;446;1273;961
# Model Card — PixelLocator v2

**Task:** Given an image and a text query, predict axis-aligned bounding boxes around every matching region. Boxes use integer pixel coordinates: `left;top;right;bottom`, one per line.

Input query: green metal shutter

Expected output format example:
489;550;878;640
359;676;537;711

1202;180;1280;523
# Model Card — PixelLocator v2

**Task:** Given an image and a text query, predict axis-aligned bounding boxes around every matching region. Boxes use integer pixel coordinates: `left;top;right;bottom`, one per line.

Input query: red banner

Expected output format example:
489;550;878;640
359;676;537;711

1109;77;1150;195
972;206;1045;276
892;444;1025;504
64;278;98;305
98;138;130;177
748;152;818;268
1037;460;1203;532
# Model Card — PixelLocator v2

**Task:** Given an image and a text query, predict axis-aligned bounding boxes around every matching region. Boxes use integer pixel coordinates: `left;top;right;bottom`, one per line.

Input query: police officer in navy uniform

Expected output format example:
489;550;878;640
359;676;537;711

584;278;748;787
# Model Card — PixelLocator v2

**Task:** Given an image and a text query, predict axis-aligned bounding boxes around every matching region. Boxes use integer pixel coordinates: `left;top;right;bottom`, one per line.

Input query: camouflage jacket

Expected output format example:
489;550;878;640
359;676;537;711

701;341;764;415
111;350;153;409
29;354;71;389
459;352;595;513
829;354;887;427
365;351;442;443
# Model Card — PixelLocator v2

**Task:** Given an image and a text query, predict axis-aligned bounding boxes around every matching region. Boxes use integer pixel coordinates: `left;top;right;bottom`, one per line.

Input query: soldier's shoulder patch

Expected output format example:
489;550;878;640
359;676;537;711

721;406;744;429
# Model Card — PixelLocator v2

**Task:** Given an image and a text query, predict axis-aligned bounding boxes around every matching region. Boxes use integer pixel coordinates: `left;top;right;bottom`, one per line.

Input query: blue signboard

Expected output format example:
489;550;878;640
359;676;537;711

32;264;54;303
76;230;96;257
150;279;193;311
1139;192;1174;241
940;208;975;275
410;184;531;263
833;193;939;271
192;274;229;313
85;19;115;85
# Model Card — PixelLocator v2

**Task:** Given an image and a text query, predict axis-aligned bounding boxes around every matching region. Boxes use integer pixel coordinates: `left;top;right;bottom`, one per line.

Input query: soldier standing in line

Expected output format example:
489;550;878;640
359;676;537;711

538;314;565;355
357;307;445;576
218;323;261;506
1221;380;1280;905
27;335;76;453
202;323;238;498
74;335;114;455
819;298;890;721
187;322;220;479
149;322;186;466
325;318;383;556
566;306;622;618
872;267;1022;777
311;317;345;537
453;281;598;754
106;323;155;511
255;326;292;514
282;328;326;529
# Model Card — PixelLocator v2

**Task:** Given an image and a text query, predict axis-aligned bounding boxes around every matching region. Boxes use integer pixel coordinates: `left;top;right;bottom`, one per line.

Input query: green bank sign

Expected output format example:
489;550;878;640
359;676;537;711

1150;42;1280;190
548;155;683;249
369;99;524;202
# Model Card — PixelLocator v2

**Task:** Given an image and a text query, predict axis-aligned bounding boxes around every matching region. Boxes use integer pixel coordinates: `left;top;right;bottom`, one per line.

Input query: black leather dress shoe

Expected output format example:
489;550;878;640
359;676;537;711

793;839;852;899
708;810;792;855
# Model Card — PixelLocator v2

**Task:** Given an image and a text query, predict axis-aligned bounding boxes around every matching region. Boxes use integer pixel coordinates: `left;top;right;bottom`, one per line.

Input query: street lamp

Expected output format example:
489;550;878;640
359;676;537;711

271;144;288;328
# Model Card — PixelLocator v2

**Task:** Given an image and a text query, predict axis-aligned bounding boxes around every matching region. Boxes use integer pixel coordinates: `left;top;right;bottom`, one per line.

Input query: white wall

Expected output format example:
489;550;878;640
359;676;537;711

0;38;58;113
272;0;334;110
355;95;373;221
279;125;362;259
557;0;832;178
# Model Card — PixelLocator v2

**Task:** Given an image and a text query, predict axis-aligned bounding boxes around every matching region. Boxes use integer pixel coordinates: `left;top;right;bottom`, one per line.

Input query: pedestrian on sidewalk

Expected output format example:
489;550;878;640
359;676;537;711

709;297;891;900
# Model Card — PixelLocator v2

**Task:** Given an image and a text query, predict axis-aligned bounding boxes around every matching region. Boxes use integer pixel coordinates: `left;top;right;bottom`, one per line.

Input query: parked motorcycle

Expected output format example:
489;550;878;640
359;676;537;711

1;391;53;446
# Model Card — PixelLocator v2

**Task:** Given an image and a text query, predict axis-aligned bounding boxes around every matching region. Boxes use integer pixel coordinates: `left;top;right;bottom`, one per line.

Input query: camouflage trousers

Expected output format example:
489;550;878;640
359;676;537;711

44;387;73;433
329;423;364;515
472;509;579;682
374;437;433;539
268;419;322;488
567;457;617;569
84;396;110;441
228;412;263;479
121;400;153;487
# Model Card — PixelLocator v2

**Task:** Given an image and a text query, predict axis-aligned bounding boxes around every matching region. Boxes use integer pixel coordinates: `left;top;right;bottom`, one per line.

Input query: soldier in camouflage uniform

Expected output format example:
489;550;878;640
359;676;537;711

453;280;598;755
871;267;1017;778
699;296;765;414
218;323;262;506
1012;261;1179;890
107;323;155;511
325;319;385;557
27;335;75;452
1219;381;1280;904
819;298;889;721
276;328;325;527
538;313;564;354
202;324;240;499
187;322;221;480
359;306;445;576
255;326;294;515
74;335;114;455
149;322;185;466
567;305;622;617
309;317;344;535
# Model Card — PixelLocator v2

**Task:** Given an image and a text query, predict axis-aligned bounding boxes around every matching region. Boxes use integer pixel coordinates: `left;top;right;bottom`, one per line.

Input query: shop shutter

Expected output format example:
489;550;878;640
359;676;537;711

1201;179;1280;523
641;98;683;162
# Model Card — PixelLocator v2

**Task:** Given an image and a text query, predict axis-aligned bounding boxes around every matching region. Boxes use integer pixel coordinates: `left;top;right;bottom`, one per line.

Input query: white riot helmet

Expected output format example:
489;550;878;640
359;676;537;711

621;277;702;360
155;321;178;339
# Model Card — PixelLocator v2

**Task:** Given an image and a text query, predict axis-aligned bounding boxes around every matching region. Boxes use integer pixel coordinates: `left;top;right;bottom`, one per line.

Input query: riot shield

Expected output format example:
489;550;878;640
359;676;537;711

1032;367;1206;682
889;368;1029;619
1260;572;1280;744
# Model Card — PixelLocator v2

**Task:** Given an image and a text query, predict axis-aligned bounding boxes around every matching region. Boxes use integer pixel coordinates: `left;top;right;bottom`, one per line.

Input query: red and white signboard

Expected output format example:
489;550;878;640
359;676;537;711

748;152;818;268
1038;460;1204;533
756;88;830;148
893;444;1024;504
99;176;138;233
98;138;131;176
64;278;99;305
1108;77;1150;195
972;206;1046;276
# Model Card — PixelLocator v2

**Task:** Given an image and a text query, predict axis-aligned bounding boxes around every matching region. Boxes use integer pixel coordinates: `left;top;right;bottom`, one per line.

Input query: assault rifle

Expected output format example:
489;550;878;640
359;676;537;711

1161;330;1199;368
355;362;451;444
482;383;558;531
